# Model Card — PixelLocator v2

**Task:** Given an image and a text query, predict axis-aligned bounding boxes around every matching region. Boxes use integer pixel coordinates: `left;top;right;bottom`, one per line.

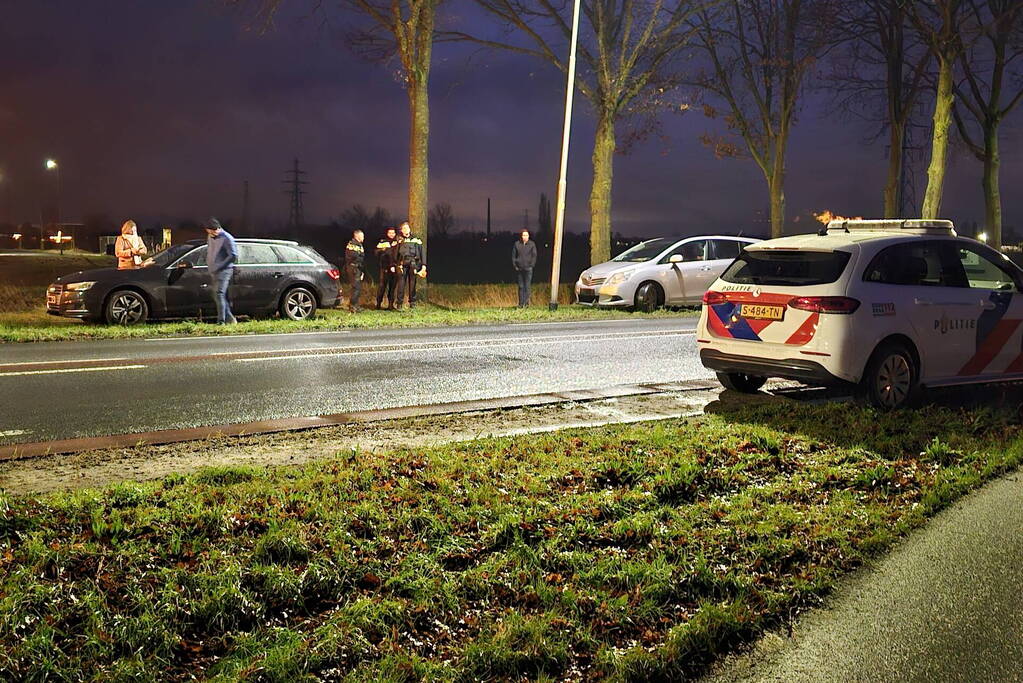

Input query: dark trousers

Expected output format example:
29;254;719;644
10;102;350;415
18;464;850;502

346;266;363;310
376;270;397;308
516;268;533;307
396;267;418;307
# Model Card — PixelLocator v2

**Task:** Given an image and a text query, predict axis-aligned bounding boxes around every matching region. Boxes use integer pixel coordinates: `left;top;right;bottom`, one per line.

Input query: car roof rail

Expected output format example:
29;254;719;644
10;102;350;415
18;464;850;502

822;219;956;236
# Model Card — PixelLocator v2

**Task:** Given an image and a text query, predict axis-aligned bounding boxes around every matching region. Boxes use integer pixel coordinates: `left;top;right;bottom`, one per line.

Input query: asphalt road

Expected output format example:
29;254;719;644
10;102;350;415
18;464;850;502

707;472;1023;683
0;317;707;445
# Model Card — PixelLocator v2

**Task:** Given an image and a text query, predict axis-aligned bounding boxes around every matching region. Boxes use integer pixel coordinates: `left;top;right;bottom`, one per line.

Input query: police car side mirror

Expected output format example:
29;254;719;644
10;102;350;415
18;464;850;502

669;254;684;264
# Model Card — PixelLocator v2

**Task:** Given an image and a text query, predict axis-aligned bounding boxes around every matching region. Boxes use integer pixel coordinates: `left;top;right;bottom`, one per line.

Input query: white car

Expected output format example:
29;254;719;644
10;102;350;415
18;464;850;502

576;235;760;311
697;219;1023;408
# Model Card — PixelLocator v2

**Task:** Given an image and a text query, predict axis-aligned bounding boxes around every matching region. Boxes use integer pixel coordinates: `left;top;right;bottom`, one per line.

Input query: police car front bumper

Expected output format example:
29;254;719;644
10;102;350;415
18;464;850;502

700;349;850;387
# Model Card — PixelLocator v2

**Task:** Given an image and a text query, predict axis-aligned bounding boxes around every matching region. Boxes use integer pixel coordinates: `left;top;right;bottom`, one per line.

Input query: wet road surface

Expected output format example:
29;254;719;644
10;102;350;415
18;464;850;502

0;317;707;444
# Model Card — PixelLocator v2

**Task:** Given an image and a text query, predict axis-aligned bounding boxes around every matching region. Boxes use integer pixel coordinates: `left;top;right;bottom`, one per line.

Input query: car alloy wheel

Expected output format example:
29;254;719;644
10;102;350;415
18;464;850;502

107;291;148;325
283;288;315;320
635;283;660;313
875;353;912;408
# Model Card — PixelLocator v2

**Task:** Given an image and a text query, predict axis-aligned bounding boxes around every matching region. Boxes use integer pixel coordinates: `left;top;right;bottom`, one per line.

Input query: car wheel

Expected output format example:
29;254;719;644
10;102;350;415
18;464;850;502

280;287;317;320
716;372;767;393
634;283;662;312
857;342;919;409
104;289;149;325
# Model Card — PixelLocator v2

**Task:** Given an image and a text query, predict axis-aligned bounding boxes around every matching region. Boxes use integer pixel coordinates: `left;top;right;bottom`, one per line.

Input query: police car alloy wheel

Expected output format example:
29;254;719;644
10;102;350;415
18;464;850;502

857;342;919;409
104;290;148;325
281;287;317;320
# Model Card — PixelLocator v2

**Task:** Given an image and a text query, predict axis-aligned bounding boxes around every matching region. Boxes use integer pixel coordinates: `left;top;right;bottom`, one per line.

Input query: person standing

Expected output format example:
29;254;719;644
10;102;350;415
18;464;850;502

344;229;366;313
512;229;537;308
203;217;238;324
114;220;147;270
395;221;425;310
375;227;400;310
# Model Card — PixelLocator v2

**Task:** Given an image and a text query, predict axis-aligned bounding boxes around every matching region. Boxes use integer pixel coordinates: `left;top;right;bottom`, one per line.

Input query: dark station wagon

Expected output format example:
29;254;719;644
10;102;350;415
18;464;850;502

46;238;341;324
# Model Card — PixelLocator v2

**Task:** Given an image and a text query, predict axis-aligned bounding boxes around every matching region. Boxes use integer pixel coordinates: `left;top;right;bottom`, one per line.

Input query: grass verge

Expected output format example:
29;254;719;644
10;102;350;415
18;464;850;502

1;398;1020;680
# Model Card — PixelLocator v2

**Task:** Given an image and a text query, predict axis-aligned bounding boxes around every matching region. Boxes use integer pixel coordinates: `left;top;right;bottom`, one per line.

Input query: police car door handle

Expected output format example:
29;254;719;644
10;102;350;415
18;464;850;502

980;300;997;310
914;298;935;305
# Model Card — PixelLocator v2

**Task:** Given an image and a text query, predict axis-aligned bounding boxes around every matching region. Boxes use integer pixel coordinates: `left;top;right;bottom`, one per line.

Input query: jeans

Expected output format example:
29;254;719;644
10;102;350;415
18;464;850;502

516;268;533;307
211;268;236;323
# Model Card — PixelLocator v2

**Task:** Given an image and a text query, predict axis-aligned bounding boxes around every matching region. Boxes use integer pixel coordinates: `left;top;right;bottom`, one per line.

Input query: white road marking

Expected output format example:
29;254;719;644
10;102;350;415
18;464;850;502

143;330;351;341
0;357;129;367
0;365;147;377
235;331;696;363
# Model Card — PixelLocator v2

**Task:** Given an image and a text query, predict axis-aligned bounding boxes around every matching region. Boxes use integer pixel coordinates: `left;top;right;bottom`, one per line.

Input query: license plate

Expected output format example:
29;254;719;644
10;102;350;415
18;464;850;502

739;303;784;321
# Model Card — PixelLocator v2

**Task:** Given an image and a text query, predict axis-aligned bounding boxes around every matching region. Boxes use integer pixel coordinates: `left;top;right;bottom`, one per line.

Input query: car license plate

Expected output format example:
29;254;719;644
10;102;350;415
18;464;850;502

739;303;784;321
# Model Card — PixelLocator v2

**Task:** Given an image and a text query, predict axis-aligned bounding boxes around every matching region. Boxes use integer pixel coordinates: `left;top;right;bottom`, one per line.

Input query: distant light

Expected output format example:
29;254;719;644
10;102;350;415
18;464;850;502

12;233;21;240
45;159;58;170
978;232;988;243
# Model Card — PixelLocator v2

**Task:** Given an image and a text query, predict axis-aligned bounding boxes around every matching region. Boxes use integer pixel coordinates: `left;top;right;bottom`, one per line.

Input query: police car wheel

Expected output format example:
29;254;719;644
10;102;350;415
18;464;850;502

104;289;149;325
857;342;918;409
634;283;662;312
716;372;767;393
280;287;317;320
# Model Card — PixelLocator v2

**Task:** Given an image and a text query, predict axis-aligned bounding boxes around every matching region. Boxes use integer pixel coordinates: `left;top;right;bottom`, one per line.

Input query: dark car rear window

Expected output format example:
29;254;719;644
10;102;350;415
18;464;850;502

721;249;852;286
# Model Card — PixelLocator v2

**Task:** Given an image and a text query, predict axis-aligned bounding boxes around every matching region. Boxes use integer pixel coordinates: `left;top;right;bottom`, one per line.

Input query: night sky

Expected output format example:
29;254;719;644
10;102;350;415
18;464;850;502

1;0;1020;238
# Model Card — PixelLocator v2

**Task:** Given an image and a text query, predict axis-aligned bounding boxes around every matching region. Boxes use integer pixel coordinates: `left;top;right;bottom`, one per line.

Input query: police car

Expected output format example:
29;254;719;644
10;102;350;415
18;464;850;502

697;219;1023;408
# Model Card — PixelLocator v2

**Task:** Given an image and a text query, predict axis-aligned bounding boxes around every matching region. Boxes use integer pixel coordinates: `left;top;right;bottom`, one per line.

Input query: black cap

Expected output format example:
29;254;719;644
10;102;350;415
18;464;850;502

202;216;222;231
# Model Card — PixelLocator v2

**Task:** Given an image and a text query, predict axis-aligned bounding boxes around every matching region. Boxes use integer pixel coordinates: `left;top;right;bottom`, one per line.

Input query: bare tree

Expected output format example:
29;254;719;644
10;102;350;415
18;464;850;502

827;0;933;217
226;0;439;256
688;0;839;238
905;0;969;219
952;0;1023;248
448;0;707;264
428;202;455;235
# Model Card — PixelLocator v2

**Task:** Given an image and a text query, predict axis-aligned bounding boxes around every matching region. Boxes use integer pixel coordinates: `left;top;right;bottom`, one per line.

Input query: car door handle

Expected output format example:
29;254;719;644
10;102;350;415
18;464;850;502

980;300;997;310
914;298;935;305
273;272;283;278
914;298;975;306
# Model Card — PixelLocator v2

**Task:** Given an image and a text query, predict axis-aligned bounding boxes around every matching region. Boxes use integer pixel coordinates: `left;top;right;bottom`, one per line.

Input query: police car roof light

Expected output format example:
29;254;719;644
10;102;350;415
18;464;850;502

824;219;956;236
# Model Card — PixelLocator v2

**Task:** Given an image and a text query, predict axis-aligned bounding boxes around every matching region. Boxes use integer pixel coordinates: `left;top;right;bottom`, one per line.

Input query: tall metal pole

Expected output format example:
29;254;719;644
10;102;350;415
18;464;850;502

548;0;582;311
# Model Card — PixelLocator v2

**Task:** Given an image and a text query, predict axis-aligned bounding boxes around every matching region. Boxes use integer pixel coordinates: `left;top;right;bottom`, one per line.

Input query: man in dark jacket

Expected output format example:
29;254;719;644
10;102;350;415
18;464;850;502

395;221;425;310
512;230;537;308
343;229;365;313
203;217;238;324
375;227;399;310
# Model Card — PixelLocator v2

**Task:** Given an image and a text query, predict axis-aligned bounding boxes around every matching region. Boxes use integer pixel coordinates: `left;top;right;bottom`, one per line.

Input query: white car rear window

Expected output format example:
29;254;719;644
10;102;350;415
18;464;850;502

721;250;851;286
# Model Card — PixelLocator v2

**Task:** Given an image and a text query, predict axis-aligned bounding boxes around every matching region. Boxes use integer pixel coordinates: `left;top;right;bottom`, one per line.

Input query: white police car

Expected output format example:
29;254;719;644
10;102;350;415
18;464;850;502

697;219;1023;408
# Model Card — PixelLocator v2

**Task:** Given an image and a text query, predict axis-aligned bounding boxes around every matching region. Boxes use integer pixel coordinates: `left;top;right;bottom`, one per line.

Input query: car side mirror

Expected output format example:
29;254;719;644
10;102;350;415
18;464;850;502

176;261;192;269
669;254;684;264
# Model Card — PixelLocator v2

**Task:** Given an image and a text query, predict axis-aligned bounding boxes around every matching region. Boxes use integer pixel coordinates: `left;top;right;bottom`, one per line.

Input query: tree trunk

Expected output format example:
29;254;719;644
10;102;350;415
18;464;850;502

921;55;954;219
588;110;615;265
982;123;1002;248
883;120;905;218
407;65;431;260
767;138;786;238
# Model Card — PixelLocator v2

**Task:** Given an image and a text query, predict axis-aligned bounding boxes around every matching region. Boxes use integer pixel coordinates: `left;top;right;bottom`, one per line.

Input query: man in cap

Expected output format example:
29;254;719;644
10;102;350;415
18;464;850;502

344;229;366;313
203;217;238;324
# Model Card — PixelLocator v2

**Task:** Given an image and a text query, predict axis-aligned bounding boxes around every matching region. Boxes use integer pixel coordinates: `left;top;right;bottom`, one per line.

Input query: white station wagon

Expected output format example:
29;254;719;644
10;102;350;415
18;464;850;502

697;219;1023;408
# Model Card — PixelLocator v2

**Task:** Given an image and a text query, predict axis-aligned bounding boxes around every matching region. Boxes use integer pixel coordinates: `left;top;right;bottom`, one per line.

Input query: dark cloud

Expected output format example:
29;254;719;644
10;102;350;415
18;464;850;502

0;0;1018;238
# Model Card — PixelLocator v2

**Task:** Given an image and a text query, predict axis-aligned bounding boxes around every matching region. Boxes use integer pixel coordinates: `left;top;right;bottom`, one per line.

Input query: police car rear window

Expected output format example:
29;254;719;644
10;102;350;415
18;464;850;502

721;250;851;286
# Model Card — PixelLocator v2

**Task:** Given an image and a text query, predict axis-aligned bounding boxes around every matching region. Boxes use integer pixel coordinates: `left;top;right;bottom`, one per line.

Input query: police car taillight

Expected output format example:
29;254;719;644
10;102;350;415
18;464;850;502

702;291;727;306
788;296;860;314
326;268;340;280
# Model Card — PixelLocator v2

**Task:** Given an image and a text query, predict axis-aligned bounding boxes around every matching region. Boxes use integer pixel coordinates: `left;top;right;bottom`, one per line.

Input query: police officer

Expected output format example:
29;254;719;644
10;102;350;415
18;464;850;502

343;229;365;313
395;220;425;309
375;227;400;310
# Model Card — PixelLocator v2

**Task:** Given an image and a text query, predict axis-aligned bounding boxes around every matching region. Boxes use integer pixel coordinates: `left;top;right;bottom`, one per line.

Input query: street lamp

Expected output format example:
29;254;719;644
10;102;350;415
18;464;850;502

548;0;582;311
45;159;62;244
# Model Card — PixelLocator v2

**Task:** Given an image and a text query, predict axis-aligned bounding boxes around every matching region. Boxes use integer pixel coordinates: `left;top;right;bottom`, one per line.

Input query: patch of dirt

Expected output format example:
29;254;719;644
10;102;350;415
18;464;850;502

0;390;724;495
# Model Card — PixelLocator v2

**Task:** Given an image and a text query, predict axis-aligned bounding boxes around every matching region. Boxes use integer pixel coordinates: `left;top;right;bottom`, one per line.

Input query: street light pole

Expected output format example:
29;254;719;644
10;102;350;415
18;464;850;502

548;0;582;311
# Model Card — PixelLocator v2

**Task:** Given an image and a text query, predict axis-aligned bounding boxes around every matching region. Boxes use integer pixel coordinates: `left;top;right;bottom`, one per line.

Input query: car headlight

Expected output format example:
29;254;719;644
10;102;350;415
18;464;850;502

65;281;96;291
605;271;634;286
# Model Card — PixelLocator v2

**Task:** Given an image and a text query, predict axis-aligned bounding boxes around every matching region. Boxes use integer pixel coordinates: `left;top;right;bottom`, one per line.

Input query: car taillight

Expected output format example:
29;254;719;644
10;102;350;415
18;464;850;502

326;269;340;280
788;296;860;314
702;291;727;306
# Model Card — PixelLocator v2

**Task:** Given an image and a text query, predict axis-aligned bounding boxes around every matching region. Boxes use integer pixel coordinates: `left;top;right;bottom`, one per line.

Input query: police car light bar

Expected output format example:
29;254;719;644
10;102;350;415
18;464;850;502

824;219;956;236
